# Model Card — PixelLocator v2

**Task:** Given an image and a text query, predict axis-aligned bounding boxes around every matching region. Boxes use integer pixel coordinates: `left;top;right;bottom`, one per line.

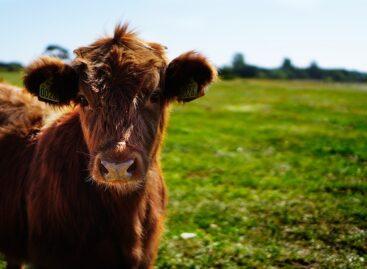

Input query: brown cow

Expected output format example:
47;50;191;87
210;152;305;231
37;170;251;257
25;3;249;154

0;24;216;269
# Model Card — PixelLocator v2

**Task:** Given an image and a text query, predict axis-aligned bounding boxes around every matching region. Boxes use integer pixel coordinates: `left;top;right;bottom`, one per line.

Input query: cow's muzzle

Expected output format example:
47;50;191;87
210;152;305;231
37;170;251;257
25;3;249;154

92;141;146;184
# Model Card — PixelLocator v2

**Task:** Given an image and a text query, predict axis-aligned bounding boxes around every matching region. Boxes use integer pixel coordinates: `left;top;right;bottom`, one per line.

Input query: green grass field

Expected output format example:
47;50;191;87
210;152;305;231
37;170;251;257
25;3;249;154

0;70;23;87
0;71;366;268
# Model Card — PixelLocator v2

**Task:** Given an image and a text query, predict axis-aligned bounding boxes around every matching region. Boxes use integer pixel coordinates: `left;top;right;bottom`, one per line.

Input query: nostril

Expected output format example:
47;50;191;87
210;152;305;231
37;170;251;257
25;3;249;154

127;159;137;175
99;160;109;176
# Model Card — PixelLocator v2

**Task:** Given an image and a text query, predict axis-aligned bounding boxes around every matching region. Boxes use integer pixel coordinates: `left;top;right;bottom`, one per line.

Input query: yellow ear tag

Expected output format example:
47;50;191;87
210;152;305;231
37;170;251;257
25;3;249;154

39;78;60;103
181;79;199;99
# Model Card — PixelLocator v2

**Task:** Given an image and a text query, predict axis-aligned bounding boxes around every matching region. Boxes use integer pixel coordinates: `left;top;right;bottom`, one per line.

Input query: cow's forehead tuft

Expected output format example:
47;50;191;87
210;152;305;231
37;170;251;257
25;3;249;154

73;24;167;96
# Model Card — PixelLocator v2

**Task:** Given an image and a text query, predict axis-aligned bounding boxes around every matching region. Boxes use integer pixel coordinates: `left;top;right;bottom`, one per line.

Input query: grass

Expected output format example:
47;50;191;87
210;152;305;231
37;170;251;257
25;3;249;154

1;71;366;268
0;70;23;86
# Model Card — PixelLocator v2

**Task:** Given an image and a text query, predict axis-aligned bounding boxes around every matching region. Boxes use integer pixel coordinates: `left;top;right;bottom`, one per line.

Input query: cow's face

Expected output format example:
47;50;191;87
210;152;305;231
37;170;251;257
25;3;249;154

24;25;216;191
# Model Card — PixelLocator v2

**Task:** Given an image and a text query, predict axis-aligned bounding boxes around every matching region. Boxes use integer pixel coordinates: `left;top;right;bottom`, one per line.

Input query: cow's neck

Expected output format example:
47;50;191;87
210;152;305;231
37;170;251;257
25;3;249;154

27;110;156;266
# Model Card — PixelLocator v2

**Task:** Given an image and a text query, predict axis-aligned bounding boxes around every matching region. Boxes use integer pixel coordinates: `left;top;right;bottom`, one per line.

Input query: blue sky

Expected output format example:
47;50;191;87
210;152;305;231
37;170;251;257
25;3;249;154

1;0;366;71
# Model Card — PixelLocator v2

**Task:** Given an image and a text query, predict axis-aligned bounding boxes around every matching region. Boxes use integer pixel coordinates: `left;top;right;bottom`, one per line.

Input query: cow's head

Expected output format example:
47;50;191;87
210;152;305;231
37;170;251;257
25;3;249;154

24;24;216;191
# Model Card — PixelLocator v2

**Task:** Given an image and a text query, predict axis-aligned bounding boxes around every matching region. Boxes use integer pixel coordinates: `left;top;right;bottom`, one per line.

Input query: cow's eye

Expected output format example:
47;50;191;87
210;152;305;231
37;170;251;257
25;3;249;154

76;95;89;107
149;90;161;104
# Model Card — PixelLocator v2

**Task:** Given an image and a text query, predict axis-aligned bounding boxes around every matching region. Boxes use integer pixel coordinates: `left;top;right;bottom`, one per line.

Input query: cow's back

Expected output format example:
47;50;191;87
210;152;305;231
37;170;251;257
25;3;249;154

0;83;46;137
0;83;44;261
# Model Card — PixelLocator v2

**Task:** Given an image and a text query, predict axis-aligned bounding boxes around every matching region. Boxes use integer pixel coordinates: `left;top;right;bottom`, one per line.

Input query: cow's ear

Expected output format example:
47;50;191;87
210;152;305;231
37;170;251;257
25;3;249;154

164;51;217;102
23;57;78;105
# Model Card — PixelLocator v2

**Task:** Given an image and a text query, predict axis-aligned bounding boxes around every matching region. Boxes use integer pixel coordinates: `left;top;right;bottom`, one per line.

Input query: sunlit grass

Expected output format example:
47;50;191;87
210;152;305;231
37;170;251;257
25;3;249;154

160;78;367;268
0;73;366;268
0;70;23;87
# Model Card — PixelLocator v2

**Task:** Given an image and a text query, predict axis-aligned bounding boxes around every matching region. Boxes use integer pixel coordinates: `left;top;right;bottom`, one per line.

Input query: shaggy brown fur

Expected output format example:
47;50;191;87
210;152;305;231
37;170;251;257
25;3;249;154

0;83;45;137
0;24;216;269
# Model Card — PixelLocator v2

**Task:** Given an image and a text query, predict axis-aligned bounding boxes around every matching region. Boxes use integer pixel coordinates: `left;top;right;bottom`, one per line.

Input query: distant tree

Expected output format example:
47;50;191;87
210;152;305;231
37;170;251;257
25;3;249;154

44;45;70;60
310;61;319;69
308;61;323;80
280;58;296;79
230;53;259;77
281;58;293;70
232;53;246;71
218;66;236;80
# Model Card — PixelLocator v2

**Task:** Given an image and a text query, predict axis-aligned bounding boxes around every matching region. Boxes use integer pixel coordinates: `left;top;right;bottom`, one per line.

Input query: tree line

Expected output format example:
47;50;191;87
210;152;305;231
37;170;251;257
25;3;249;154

0;62;22;72
0;45;70;72
219;53;367;83
2;48;366;83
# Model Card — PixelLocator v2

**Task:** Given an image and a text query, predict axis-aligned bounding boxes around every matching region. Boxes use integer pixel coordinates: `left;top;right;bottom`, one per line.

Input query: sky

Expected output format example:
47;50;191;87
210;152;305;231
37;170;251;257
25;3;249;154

0;0;366;71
